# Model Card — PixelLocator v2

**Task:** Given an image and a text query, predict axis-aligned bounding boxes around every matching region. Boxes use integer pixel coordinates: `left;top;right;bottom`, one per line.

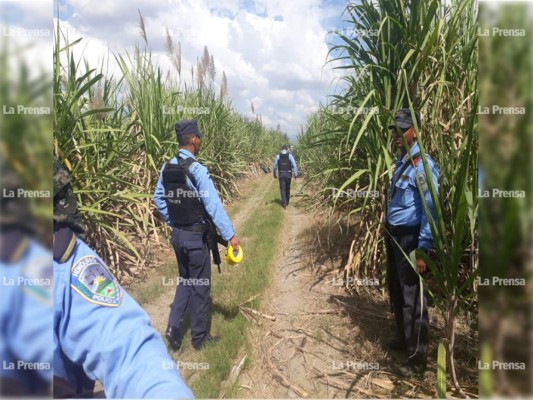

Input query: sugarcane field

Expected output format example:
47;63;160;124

0;0;531;399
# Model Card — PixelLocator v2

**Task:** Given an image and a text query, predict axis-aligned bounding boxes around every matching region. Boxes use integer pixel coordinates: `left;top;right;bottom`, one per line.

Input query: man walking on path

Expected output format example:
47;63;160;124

273;144;298;209
385;109;439;378
153;120;240;351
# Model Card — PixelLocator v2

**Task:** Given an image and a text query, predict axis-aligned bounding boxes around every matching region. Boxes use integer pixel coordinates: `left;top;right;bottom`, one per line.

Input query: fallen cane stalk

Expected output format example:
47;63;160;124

239;305;276;321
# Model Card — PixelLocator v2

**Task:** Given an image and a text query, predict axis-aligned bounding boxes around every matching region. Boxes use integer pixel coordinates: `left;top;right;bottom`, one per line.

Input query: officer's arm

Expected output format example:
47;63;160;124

273;155;279;178
56;244;194;399
153;164;170;224
192;164;235;241
416;163;439;251
289;154;298;177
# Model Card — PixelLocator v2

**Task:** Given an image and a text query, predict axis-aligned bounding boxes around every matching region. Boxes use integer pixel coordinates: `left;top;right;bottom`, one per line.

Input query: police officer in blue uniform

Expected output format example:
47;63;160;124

52;157;194;398
153;120;240;351
1;167;52;396
273;144;298;209
385;109;439;377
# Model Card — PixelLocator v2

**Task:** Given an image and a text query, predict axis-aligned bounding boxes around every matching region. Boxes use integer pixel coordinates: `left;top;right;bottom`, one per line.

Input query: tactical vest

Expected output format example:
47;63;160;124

162;157;208;227
278;153;292;173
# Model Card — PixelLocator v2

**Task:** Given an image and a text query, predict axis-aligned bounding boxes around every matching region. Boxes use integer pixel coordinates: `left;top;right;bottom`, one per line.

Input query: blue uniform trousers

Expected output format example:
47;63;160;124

385;226;429;360
168;227;211;348
278;171;292;207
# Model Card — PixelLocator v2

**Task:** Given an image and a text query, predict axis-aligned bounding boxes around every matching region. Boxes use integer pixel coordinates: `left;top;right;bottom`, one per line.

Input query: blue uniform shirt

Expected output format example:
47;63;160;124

1;234;53;394
387;142;439;250
54;235;194;399
153;149;235;242
273;151;298;177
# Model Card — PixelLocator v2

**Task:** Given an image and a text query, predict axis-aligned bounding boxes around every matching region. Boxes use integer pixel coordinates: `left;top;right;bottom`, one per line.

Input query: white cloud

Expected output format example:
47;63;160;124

58;0;346;138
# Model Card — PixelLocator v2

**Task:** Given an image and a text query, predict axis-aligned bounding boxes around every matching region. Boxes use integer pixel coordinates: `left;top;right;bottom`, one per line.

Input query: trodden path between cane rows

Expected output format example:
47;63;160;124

125;172;476;399
128;173;285;398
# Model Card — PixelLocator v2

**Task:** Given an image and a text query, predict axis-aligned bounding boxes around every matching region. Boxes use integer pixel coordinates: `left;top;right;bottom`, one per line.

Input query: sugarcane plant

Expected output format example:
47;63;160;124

53;17;287;279
298;0;478;396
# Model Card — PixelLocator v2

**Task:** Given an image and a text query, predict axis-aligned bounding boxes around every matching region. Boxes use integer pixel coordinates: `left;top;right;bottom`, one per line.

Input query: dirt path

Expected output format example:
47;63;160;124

234;182;456;399
236;186;374;398
129;174;476;398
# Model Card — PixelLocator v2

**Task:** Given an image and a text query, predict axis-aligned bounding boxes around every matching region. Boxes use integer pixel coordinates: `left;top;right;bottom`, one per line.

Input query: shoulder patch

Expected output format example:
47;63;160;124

416;173;428;191
71;255;122;307
22;256;53;305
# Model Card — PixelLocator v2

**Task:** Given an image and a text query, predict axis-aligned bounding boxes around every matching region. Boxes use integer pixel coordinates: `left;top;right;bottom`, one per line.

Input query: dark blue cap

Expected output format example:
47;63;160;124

388;108;421;129
175;119;204;138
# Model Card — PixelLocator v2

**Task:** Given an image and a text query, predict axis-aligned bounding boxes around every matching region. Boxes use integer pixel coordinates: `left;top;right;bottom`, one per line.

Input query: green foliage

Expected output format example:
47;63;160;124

437;340;447;398
54;21;287;277
297;0;478;393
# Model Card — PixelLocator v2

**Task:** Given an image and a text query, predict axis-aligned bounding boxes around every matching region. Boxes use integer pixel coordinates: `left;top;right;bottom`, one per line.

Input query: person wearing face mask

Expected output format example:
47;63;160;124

153;119;240;351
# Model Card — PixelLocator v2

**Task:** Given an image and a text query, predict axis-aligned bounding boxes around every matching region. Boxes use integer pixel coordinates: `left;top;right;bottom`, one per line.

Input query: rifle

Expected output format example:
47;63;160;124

205;218;228;273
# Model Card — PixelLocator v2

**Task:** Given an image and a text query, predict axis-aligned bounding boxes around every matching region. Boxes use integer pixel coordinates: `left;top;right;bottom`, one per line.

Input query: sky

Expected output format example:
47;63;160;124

51;0;352;139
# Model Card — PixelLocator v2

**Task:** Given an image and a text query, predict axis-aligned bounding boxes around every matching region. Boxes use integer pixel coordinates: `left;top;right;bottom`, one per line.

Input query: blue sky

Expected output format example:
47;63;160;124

54;0;352;139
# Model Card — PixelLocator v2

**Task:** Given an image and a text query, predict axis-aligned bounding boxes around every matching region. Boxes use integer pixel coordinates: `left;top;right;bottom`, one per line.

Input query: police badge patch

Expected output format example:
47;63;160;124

71;255;122;307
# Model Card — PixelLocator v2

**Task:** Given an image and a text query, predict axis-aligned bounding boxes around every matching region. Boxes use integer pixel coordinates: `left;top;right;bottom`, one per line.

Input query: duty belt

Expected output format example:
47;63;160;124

172;223;209;233
386;224;420;236
172;221;228;273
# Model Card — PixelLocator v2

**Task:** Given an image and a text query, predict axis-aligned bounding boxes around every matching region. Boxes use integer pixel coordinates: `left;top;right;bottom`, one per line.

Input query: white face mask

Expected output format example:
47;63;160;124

281;149;288;154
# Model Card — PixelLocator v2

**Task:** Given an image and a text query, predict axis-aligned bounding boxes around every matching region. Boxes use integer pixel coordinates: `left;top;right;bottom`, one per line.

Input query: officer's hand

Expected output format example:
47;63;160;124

416;258;426;274
230;235;240;251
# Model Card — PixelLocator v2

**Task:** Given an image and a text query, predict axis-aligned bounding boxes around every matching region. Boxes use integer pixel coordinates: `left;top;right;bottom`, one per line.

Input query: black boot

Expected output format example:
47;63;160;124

395;354;427;378
385;336;407;351
165;326;182;351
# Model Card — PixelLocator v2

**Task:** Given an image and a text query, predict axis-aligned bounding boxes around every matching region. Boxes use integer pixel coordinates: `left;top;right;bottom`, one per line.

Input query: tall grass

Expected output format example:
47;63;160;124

478;3;531;396
298;0;478;395
0;36;52;237
54;17;287;279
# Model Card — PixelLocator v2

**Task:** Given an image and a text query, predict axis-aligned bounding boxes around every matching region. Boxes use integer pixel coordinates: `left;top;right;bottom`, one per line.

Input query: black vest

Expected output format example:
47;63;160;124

278;153;292;172
162;157;208;227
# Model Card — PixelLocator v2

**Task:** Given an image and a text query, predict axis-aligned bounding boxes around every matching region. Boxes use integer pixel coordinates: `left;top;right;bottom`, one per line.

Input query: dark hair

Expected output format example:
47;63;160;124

178;134;196;146
281;144;288;150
